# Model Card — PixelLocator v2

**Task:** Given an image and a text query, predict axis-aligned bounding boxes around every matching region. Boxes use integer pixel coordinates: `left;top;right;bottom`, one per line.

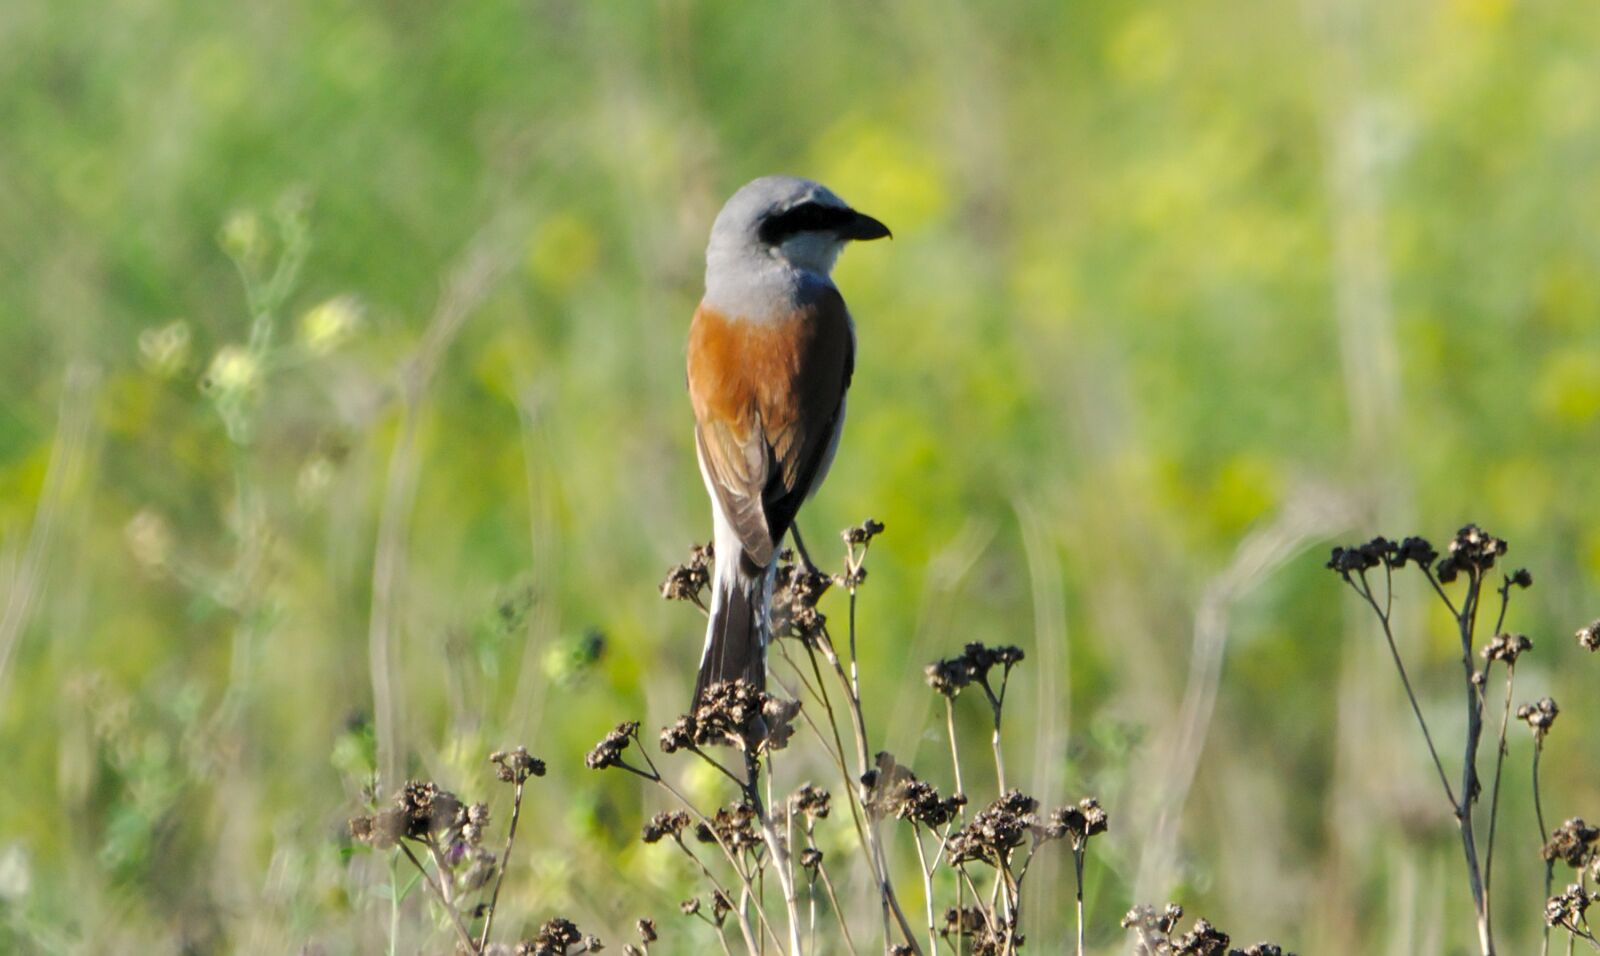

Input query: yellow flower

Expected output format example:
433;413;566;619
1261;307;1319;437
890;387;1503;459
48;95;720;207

299;295;363;355
202;345;259;395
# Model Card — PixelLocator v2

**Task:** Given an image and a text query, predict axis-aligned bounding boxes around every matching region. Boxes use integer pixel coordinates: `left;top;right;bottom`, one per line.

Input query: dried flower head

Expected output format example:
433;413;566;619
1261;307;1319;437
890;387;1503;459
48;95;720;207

586;722;640;770
1435;524;1507;583
1577;620;1600;653
1509;567;1533;589
710;890;734;926
772;555;831;641
866;758;965;828
1047;797;1109;849
661;544;713;609
516;916;585;955
841;518;886;545
1544;818;1600;868
679;898;700;917
925;657;971;698
1481;632;1532;665
695;803;762;854
1122;902;1185;936
1517;697;1559;739
946;791;1039;865
641;811;691;844
1325;536;1396;575
635;918;657;943
670;679;800;752
789;783;832;822
799;847;823;870
1547;883;1592;931
490;746;547;784
1172;917;1230;955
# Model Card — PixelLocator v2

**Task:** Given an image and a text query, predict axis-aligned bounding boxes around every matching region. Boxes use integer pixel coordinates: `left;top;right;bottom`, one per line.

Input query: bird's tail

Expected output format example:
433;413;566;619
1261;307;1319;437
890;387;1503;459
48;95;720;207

693;554;773;706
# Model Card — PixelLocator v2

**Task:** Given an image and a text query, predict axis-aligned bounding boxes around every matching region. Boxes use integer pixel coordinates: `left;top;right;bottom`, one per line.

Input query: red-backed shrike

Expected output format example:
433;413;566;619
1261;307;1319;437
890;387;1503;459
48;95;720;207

687;176;890;703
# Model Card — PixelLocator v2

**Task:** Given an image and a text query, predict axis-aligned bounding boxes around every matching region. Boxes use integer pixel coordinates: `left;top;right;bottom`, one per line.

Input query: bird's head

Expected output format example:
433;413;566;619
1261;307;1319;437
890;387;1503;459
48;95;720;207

708;175;890;277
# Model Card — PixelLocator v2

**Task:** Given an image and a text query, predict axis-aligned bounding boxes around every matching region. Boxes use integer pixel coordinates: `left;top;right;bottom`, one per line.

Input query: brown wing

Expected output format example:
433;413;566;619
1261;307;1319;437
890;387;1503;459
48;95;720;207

688;291;854;568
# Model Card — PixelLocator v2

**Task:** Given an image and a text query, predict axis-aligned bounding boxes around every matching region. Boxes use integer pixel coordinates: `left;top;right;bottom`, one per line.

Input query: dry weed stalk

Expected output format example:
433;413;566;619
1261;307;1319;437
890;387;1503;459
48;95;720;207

1329;525;1600;954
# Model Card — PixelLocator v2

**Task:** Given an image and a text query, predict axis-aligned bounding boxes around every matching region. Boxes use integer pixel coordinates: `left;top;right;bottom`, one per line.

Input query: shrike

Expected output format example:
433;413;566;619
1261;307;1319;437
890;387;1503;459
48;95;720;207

686;176;890;703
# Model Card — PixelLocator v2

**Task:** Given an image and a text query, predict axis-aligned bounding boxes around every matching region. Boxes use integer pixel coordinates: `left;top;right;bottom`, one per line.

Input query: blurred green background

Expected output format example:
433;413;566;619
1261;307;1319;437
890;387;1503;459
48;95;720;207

2;0;1599;952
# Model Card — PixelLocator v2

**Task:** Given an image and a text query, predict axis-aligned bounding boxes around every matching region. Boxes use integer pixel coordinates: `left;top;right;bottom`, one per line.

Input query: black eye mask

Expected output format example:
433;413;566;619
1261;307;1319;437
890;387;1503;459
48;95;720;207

757;201;859;246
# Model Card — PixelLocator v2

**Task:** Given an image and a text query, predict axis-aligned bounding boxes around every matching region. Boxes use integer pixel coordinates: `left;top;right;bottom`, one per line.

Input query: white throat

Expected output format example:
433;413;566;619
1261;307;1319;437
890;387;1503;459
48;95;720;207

703;242;840;322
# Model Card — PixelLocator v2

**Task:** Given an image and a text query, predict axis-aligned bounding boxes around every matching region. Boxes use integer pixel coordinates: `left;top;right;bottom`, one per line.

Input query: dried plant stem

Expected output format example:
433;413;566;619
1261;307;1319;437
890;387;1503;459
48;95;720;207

616;753;774;953
477;779;526;951
1071;846;1087;956
1449;570;1493;956
398;843;477;954
814;858;860;956
1481;660;1517;936
912;829;940;956
1537;740;1553;956
816;621;919;951
744;752;804;956
1350;572;1456;805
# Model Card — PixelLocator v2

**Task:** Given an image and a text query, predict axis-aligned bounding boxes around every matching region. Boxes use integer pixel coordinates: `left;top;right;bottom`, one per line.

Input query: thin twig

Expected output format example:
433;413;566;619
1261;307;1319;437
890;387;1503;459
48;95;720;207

398;843;477;954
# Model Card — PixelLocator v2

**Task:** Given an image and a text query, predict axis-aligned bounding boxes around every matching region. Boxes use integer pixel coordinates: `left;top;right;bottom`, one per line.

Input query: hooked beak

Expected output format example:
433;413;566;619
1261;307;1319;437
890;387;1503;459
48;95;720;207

841;210;892;241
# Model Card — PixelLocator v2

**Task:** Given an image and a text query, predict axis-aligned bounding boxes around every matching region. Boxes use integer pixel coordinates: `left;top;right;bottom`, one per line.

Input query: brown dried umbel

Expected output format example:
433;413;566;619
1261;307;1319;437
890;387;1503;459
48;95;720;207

660;679;801;753
490;746;547;785
349;780;471;849
1577;620;1600;653
867;760;966;828
641;810;690;844
512;916;601;955
1122;903;1295;956
789;783;831;822
1543;817;1600;868
946;790;1038;866
772;550;832;641
586;721;640;770
1481;632;1532;664
1518;697;1559;739
660;542;713;611
841;517;885;546
924;642;1025;702
695;802;763;854
1047;798;1109;850
1546;883;1593;932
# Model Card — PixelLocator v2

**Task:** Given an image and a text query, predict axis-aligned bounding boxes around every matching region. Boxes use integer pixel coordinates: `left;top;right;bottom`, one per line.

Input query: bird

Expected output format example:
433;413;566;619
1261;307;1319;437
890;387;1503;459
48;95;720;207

685;175;890;706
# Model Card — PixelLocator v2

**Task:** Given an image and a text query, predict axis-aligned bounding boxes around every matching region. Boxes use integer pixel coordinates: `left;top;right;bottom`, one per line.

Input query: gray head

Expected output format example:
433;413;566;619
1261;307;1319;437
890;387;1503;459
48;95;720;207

706;175;890;283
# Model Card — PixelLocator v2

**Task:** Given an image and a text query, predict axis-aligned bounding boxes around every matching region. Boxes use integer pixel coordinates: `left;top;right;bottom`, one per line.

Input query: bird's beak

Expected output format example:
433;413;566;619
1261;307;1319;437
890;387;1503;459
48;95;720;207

841;210;892;241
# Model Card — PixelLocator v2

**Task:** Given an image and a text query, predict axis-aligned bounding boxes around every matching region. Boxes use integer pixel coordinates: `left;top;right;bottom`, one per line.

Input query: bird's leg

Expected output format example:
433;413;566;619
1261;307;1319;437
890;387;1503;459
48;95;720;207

789;525;819;574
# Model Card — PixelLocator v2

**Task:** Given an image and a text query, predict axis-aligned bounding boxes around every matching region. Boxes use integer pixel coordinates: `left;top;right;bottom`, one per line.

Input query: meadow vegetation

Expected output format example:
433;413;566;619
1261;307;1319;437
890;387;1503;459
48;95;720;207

2;0;1600;952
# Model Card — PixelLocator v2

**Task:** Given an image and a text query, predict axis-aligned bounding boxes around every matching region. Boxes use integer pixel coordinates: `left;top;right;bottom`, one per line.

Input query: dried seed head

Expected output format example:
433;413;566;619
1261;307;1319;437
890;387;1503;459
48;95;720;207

1047;797;1109;849
1577;620;1600;652
946;790;1039;866
586;722;640;770
1547;884;1593;930
1544;818;1600;868
1482;632;1532;665
789;783;832;821
636;918;657;943
1434;524;1508;582
661;543;714;605
710;890;734;926
1517;697;1559;739
841;518;886;545
641;811;691;844
490;746;547;784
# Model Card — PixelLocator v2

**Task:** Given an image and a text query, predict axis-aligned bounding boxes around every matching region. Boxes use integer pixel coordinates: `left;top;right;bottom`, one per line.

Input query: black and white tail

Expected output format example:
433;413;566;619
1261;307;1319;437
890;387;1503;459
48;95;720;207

693;552;774;705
